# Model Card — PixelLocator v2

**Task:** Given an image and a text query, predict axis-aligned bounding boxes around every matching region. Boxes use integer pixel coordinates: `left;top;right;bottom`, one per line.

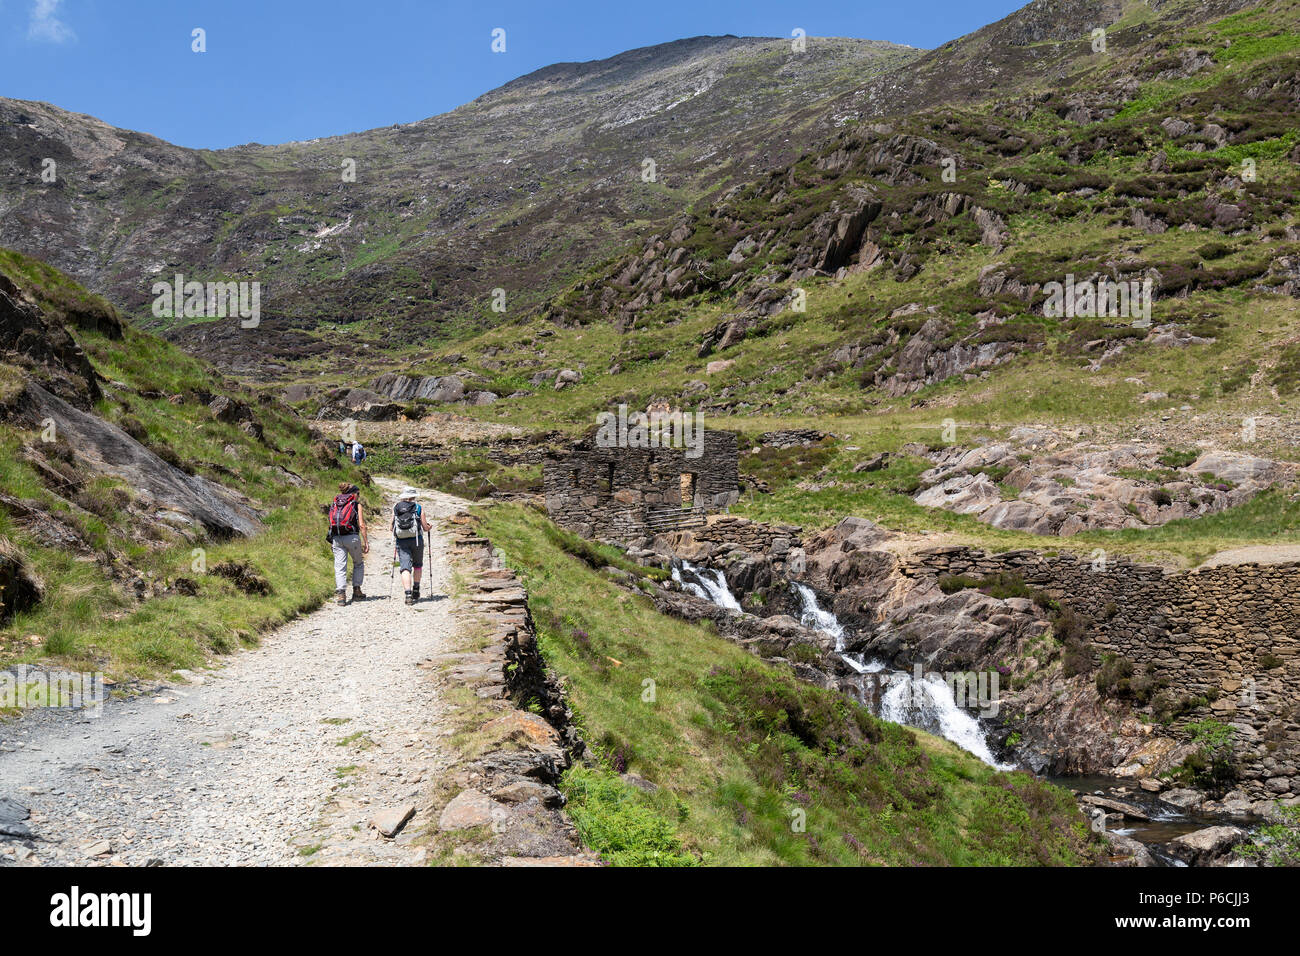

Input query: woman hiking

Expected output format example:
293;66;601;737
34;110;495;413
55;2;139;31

327;482;369;605
392;486;433;605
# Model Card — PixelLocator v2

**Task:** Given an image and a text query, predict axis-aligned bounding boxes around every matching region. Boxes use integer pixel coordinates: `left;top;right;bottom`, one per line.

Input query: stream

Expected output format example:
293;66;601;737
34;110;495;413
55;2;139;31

789;583;1010;768
674;560;1008;766
673;559;1254;864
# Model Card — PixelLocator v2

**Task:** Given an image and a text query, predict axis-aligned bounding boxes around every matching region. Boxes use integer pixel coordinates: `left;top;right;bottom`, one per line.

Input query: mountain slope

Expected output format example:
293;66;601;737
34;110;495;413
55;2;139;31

0;36;917;376
358;0;1300;565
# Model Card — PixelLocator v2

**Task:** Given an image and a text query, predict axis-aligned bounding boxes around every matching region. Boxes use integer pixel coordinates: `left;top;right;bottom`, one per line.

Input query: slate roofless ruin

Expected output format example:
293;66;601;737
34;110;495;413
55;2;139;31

543;405;739;540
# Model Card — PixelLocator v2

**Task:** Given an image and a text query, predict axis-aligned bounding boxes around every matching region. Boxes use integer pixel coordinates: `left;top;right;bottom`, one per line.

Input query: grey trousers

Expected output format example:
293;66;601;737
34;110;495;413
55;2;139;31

332;533;364;590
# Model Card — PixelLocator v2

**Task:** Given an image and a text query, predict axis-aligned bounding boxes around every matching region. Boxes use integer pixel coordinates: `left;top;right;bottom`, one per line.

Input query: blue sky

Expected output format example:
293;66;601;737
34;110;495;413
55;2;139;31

1;0;1025;149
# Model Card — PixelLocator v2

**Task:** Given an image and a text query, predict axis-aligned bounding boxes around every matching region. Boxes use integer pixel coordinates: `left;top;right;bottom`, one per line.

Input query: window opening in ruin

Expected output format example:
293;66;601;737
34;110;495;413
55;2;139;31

680;472;696;507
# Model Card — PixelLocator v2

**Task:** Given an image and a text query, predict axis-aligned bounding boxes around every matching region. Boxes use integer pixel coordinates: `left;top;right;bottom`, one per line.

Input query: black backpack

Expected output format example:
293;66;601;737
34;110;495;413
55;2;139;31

393;500;419;539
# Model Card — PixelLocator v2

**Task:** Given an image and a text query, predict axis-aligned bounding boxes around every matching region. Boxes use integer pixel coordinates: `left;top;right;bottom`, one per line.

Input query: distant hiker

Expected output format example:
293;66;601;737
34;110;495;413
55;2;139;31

392;486;432;605
351;440;366;465
327;482;368;605
338;439;347;456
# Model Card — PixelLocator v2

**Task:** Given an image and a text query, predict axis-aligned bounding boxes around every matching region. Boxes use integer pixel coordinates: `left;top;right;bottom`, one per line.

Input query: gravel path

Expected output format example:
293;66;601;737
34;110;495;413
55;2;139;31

1198;544;1300;568
0;481;468;867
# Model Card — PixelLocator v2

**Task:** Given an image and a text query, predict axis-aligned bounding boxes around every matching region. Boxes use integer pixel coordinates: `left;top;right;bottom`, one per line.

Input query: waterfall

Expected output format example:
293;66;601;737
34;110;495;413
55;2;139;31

671;560;742;612
794;582;1011;769
877;668;1005;767
793;582;845;651
674;565;1011;768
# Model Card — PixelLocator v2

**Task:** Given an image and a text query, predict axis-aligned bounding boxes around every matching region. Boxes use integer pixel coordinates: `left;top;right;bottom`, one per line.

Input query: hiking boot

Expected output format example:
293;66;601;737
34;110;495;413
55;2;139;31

353;586;365;601
335;589;346;606
404;590;414;606
411;583;420;602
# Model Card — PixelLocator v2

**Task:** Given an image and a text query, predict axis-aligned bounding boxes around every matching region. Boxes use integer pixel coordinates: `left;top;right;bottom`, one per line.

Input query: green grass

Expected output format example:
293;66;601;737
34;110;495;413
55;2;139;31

0;248;373;677
478;502;1100;866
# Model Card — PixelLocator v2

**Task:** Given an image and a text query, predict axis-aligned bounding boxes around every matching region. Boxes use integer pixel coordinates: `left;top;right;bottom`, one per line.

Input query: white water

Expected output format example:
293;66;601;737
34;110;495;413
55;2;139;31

679;567;1008;766
793;583;1010;768
703;577;1006;767
877;667;1005;766
793;582;845;651
672;560;742;612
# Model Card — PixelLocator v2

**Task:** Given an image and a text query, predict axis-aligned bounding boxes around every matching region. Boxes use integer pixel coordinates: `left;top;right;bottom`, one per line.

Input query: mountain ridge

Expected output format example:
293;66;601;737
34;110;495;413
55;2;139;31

0;33;919;378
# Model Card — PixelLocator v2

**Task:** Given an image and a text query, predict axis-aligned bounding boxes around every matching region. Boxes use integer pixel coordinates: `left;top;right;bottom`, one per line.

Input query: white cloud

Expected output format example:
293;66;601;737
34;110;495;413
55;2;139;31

28;0;75;44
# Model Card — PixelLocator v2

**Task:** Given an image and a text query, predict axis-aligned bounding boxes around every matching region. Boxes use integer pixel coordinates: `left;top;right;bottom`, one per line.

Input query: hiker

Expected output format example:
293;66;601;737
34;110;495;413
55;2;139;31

392;486;432;605
351;440;366;465
337;438;347;457
327;482;368;604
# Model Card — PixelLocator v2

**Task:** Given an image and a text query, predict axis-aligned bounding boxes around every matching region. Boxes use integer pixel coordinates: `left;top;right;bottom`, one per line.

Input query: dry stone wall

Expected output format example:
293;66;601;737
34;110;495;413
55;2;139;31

901;546;1300;797
694;515;803;556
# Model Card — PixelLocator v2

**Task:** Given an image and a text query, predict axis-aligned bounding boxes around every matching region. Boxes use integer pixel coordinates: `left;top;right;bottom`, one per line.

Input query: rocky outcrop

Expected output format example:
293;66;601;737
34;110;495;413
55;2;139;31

0;537;42;624
209;394;254;425
863;310;1032;397
371;373;467;404
0;272;101;409
13;381;262;538
913;432;1293;535
804;190;883;274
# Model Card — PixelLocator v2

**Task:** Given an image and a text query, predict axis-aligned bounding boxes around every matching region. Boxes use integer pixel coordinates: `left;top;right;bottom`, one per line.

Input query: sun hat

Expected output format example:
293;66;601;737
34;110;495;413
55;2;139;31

398;487;418;500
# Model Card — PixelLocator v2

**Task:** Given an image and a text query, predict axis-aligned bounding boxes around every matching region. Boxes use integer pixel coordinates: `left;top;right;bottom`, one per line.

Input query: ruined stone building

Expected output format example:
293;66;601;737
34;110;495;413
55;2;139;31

543;428;739;540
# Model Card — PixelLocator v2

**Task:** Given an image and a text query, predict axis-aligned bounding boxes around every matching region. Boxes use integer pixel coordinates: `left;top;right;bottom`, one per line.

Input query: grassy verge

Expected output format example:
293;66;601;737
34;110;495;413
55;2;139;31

478;501;1100;866
0;248;378;678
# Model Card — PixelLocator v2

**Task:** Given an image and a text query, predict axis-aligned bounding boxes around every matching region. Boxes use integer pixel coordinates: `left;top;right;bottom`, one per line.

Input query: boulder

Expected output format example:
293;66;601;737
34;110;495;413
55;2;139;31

370;804;416;838
1103;831;1154;867
853;452;890;473
19;382;261;537
282;384;314;403
209;394;253;424
1166;826;1247;866
1159;788;1205;811
0;538;43;624
492;780;563;807
439;790;495;831
423;376;466;403
554;369;582;391
341;387;385;410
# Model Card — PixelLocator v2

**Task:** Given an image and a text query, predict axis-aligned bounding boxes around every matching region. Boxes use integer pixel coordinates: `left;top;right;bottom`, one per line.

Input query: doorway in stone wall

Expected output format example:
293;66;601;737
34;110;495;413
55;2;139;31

679;472;696;507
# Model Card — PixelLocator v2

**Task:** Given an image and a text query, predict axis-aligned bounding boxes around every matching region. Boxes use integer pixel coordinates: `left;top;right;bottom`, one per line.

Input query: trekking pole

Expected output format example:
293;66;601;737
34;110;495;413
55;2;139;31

388;542;397;599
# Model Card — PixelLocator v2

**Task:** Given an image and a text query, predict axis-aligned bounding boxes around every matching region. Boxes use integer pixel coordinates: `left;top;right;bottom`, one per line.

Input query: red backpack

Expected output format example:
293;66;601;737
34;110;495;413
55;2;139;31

328;492;360;537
